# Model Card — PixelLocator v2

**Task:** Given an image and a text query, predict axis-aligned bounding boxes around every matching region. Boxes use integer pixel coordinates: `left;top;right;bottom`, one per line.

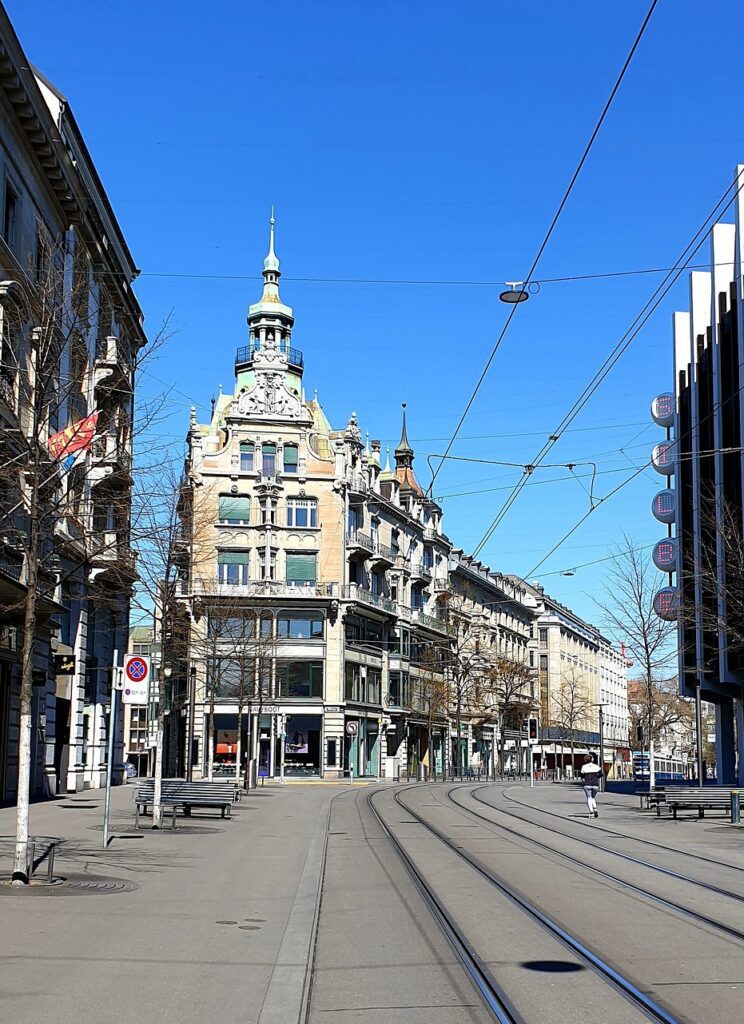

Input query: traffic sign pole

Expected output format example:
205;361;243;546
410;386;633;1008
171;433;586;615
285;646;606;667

103;650;122;850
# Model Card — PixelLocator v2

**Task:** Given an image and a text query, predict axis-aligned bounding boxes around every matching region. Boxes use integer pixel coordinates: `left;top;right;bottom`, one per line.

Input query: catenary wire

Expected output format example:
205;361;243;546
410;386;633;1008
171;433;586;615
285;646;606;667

424;0;659;495
471;168;744;560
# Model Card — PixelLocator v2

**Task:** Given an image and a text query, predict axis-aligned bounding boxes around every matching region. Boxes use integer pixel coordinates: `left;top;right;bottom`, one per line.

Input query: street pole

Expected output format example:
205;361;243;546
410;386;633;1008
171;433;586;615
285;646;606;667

102;652;121;850
599;706;605;792
695;678;705;785
185;665;196;781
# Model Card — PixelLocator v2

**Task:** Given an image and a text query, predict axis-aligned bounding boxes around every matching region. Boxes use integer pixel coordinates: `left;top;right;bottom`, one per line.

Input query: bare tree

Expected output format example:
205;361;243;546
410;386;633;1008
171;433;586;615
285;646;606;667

597;536;676;786
488;656;535;776
410;641;450;778
628;677;694;753
552;665;595;775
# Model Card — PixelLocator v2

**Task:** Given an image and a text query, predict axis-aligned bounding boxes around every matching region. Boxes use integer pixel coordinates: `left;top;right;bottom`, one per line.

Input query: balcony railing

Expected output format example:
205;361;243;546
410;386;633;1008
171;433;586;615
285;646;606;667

410;561;432;581
235;341;304;369
341;584;397;614
346;529;373;554
412;608;454;634
371;541;395;564
186;579;339;599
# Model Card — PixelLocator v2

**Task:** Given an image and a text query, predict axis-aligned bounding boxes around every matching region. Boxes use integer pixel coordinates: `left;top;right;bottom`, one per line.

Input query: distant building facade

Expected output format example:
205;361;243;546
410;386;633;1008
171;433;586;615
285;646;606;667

525;585;630;777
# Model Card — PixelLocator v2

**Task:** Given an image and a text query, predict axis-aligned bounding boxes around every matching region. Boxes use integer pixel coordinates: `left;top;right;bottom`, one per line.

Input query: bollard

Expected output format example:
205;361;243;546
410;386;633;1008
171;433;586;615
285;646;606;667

731;790;741;825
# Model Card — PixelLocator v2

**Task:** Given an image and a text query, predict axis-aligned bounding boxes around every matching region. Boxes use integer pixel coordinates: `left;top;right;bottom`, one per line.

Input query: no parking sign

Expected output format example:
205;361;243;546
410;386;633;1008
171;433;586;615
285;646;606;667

122;655;150;705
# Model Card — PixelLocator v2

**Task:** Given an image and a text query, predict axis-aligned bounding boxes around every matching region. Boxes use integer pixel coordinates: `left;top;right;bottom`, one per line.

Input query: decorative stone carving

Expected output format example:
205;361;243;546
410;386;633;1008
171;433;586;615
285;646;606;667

236;369;303;419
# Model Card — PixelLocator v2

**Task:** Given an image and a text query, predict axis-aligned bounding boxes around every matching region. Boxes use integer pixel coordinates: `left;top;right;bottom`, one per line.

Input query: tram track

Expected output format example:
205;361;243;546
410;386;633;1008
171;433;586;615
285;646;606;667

444;787;744;944
500;786;744;875
372;787;684;1024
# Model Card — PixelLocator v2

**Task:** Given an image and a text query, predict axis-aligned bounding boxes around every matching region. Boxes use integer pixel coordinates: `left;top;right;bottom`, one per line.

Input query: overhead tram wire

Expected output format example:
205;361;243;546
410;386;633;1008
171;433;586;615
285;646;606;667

131;259;737;287
517;376;744;586
424;0;659;497
471;168;744;561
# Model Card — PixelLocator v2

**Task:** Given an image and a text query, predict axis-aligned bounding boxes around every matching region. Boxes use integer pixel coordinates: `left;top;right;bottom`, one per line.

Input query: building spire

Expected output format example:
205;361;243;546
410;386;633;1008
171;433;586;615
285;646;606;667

264;206;279;273
394;402;414;467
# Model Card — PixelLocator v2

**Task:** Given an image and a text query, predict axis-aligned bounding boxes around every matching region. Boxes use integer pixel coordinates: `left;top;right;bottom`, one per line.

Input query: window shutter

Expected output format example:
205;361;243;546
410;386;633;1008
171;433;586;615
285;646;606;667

283;445;298;470
218;497;250;521
285;553;317;582
218;550;249;565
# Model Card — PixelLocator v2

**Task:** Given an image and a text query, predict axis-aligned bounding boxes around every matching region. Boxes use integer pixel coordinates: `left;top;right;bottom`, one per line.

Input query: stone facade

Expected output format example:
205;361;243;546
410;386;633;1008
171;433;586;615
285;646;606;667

0;11;145;798
177;218;541;780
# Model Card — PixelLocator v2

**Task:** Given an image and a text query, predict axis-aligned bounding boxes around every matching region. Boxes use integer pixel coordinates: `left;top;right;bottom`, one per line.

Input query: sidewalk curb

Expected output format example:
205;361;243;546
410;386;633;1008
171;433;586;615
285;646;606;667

256;796;332;1024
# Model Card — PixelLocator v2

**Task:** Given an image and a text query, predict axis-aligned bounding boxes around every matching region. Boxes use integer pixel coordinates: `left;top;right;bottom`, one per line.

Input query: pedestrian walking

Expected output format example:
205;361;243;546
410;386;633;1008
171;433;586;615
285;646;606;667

581;754;601;817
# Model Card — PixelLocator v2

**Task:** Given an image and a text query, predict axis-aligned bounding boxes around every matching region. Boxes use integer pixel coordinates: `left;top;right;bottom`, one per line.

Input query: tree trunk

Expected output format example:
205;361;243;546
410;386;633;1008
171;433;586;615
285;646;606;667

12;580;39;883
12;474;41;885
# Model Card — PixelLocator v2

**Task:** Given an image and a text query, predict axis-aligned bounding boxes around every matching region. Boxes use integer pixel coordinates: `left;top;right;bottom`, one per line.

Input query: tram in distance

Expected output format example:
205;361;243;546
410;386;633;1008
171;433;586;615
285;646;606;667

632;751;686;782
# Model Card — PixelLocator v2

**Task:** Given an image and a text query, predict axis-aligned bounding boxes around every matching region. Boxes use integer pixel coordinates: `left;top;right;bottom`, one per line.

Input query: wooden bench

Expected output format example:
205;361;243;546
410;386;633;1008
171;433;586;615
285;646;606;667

635;789;669;814
133;779;239;828
664;788;735;820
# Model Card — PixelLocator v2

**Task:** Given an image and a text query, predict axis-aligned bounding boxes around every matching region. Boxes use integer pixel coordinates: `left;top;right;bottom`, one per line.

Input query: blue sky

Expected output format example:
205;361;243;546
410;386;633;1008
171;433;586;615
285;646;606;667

10;0;744;627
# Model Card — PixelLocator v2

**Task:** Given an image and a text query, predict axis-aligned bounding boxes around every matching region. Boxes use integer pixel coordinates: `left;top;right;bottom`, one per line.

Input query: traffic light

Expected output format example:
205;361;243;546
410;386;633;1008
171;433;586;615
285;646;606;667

636;724;644;743
528;717;538;741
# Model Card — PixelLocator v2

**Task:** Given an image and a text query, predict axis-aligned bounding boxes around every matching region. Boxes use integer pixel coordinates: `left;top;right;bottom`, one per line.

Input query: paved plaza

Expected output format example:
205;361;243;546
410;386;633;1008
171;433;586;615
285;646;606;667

2;782;744;1023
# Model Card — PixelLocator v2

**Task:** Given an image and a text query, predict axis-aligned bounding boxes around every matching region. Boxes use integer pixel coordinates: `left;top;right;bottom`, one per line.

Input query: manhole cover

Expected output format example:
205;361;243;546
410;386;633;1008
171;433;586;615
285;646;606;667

61;803;97;809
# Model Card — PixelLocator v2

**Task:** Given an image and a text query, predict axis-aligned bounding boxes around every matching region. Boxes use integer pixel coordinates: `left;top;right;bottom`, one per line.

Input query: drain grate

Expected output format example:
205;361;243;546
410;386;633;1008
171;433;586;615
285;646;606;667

67;879;132;892
0;873;136;896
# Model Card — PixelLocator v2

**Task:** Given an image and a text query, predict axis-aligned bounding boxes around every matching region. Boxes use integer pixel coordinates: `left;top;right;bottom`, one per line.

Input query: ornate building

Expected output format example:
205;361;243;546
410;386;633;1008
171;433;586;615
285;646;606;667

177;217;541;780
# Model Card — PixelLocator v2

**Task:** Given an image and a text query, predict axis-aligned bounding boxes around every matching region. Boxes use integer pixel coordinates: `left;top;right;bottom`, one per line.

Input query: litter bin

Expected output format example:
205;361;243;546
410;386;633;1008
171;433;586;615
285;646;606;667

417;763;427;782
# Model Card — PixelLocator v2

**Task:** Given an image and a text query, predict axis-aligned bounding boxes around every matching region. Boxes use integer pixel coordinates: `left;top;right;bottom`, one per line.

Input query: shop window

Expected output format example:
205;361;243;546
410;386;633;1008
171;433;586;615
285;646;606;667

283;444;298;474
218;496;250;525
240;442;254;471
276;661;323;698
277;614;324;639
285;553;317;586
326;738;338;767
218;550;249;585
287;499;317;528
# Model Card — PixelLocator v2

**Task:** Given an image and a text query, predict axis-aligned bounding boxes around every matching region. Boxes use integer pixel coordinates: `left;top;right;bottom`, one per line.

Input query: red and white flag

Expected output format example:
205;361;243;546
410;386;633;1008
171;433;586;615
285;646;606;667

47;411;99;461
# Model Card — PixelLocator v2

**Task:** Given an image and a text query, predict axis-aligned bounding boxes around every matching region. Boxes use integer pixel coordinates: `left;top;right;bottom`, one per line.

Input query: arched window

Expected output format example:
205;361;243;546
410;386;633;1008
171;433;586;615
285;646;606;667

283;443;298;474
262;442;277;476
